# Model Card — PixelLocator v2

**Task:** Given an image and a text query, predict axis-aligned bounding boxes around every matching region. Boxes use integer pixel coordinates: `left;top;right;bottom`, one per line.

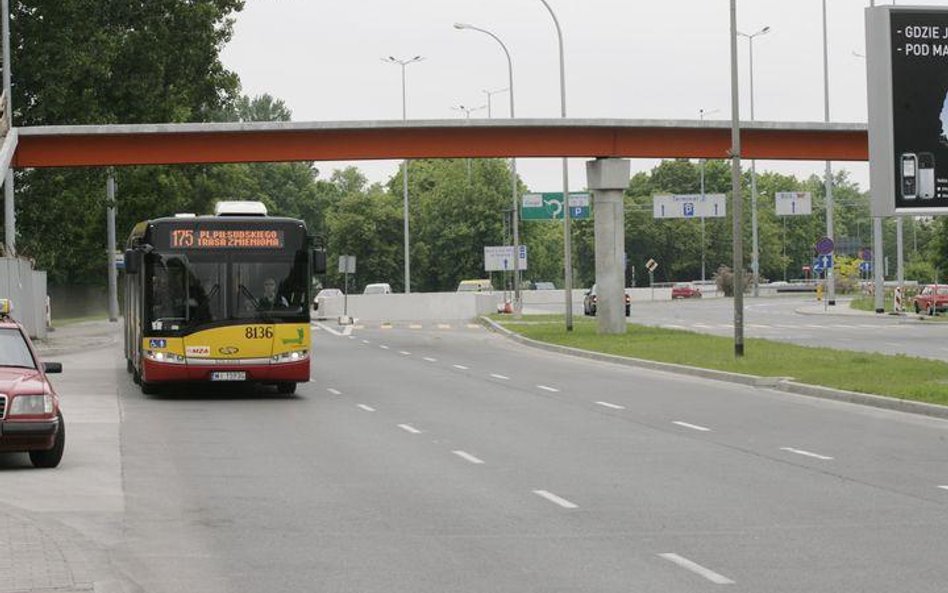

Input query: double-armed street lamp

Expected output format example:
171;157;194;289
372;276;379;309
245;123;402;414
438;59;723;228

382;55;425;294
737;25;770;298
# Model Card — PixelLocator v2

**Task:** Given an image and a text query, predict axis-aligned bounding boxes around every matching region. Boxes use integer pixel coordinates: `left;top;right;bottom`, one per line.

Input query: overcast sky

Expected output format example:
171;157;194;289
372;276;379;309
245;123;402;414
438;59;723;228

220;0;934;193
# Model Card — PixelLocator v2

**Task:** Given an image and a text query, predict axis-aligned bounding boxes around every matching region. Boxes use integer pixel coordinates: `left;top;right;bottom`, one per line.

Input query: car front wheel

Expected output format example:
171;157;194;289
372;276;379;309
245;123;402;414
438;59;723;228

29;412;65;468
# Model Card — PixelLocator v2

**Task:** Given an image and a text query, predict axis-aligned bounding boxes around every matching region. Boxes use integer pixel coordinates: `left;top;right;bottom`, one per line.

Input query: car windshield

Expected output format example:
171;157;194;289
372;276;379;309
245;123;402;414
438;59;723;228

146;251;309;333
0;328;36;369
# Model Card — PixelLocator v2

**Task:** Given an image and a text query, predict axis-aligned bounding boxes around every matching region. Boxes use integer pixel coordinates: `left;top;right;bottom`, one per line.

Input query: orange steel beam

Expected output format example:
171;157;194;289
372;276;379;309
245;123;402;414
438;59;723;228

12;120;868;168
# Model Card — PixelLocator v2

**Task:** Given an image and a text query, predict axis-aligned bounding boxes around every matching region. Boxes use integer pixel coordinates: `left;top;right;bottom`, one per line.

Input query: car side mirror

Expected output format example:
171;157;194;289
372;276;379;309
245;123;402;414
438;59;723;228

43;362;62;374
125;249;141;274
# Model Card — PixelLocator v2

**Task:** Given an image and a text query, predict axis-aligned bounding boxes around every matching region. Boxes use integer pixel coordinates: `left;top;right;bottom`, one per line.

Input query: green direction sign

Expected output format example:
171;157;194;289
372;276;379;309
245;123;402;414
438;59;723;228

521;192;591;220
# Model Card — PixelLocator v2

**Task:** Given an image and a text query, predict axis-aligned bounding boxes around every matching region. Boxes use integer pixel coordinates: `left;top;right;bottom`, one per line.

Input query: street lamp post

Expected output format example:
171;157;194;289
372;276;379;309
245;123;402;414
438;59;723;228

820;0;836;306
698;108;719;283
482;87;509;118
454;23;522;311
729;0;745;357
382;55;424;294
738;25;770;298
537;0;575;331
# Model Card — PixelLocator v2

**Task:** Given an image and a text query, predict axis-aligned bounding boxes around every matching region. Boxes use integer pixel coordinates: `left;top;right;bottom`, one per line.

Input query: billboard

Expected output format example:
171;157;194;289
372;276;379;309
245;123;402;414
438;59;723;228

652;194;726;219
774;192;812;216
868;6;948;216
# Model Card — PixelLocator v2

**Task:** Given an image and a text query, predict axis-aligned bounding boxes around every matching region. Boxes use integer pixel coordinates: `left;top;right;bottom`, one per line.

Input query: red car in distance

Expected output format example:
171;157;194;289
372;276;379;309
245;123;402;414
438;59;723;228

0;299;65;468
913;284;948;315
672;283;702;299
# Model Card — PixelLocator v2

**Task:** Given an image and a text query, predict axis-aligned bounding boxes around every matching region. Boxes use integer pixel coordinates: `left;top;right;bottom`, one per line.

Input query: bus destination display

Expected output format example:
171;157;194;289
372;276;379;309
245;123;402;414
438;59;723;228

169;229;285;249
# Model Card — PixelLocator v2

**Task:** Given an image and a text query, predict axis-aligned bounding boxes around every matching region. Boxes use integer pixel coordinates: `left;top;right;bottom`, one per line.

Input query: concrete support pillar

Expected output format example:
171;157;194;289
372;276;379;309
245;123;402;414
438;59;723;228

586;158;630;335
3;169;12;256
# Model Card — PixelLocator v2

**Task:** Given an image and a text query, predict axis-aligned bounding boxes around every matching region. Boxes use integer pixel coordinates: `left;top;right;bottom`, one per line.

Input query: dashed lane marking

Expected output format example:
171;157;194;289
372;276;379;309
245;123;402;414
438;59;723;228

780;447;833;460
409;324;423;329
453;364;469;370
397;424;421;434
423;357;438;363
361;339;371;344
938;485;948;491
595;401;625;410
357;404;376;412
537;385;560;393
658;553;735;585
327;388;342;396
399;351;411;356
490;373;510;380
379;345;390;350
532;490;578;509
452;450;485;464
673;421;711;432
437;324;452;329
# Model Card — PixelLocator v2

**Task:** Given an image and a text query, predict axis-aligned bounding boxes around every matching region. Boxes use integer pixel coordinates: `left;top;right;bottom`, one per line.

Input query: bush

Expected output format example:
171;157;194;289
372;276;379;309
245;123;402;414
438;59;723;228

714;265;751;297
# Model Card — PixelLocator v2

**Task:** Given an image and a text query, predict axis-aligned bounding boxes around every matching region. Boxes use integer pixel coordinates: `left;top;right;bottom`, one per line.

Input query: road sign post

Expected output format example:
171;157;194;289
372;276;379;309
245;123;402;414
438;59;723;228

338;255;356;321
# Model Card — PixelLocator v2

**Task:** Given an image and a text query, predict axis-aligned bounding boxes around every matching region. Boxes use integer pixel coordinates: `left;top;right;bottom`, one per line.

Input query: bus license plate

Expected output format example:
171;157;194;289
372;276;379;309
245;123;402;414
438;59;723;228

211;371;246;381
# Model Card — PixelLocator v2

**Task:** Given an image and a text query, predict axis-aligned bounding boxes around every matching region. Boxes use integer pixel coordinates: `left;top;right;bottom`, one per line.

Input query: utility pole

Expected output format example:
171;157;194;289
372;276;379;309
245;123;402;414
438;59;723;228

106;172;119;322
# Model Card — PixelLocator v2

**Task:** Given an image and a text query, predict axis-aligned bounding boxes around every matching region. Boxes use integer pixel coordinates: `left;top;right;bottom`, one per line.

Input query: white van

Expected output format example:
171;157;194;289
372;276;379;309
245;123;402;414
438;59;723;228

363;283;392;295
456;279;494;293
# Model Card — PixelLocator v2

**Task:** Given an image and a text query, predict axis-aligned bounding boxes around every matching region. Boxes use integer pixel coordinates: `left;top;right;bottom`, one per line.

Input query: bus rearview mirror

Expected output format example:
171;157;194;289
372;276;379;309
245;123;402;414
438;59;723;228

125;249;141;274
311;249;327;275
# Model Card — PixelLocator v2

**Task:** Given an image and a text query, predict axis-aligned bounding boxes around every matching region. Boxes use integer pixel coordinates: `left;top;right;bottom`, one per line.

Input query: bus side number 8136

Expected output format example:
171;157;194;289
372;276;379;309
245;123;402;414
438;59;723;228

246;326;274;339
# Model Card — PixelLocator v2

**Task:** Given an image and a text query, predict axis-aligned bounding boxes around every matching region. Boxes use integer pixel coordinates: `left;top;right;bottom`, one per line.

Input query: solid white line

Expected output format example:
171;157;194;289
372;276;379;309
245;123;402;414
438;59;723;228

399;351;411;355
537;385;560;392
780;447;833;460
453;364;469;370
379;345;390;350
357;404;376;412
673;420;711;432
467;323;480;329
409;324;423;329
397;424;421;434
663;324;688;330
423;357;438;362
452;450;485;464
490;373;510;380
532;489;578;509
438;323;451;329
327;388;342;396
658;553;735;585
596;401;625;410
342;326;353;336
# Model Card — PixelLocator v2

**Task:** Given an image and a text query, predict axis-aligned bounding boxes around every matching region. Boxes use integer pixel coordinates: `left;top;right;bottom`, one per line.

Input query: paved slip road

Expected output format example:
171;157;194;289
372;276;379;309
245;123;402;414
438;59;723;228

3;319;948;592
536;294;948;361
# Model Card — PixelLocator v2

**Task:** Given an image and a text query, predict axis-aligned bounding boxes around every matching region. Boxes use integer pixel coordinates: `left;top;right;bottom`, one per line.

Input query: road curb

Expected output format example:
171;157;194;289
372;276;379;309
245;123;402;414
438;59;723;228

479;316;948;421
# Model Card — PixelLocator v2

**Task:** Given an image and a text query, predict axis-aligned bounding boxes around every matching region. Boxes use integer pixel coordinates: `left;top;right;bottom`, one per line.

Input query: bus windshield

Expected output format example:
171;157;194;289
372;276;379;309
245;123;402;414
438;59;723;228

146;251;309;333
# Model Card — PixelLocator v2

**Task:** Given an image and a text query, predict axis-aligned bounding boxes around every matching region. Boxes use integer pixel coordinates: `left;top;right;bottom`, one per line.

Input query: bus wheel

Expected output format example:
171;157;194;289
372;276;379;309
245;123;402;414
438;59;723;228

277;382;297;395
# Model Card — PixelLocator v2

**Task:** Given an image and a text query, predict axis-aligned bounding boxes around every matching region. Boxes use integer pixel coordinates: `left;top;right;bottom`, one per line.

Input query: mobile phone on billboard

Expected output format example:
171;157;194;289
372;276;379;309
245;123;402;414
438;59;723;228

901;153;918;200
918;152;935;199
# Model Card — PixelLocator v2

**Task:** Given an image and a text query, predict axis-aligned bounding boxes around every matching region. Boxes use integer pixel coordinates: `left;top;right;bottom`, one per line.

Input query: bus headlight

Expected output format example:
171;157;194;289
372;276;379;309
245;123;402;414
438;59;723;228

9;394;53;416
271;350;308;364
144;350;186;364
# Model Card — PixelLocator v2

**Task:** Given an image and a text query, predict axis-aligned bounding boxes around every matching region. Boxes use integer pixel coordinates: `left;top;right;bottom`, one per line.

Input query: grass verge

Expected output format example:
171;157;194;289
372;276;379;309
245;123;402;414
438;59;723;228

490;315;948;406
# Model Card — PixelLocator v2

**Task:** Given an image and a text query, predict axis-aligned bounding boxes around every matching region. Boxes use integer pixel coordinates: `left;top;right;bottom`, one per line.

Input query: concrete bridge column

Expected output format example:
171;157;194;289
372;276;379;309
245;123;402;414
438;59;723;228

586;158;630;335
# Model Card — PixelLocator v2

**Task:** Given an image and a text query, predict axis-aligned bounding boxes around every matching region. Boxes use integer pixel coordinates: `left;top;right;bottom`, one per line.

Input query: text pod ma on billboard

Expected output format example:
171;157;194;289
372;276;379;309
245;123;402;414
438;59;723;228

868;5;948;216
775;192;812;216
652;194;726;219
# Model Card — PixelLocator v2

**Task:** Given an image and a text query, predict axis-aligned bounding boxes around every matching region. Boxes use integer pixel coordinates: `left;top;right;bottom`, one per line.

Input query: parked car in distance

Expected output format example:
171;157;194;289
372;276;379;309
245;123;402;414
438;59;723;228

532;281;556;290
583;284;631;316
0;299;65;468
457;279;494;293
913;284;948;315
313;288;343;310
672;282;702;299
363;283;392;295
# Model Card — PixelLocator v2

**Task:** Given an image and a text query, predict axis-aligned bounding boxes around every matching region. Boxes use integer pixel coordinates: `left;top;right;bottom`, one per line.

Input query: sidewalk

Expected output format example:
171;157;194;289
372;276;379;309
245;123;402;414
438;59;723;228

34;319;120;357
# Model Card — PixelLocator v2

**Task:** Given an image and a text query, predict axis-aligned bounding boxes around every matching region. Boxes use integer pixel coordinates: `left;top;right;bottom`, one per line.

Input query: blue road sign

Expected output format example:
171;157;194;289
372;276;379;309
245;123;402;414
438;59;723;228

812;258;824;273
816;236;835;255
683;202;695;217
859;261;871;273
819;254;834;270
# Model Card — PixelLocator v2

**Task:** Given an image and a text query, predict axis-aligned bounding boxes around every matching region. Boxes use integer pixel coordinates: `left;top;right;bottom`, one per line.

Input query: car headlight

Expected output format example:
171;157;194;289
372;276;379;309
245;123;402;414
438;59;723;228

271;350;309;363
144;350;186;364
9;394;53;416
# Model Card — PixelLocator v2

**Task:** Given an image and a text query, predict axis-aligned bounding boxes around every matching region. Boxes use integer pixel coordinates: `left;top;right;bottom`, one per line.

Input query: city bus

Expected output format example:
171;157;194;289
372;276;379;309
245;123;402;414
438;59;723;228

123;201;326;394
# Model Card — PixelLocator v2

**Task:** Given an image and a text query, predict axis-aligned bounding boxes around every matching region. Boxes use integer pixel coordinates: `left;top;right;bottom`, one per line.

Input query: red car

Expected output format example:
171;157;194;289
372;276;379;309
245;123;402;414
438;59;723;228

0;299;65;468
914;284;948;315
672;283;702;299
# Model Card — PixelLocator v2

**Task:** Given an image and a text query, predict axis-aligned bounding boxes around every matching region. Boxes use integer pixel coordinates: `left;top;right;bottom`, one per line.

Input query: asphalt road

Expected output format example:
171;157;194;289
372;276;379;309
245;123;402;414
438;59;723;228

536;295;948;361
3;321;948;592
